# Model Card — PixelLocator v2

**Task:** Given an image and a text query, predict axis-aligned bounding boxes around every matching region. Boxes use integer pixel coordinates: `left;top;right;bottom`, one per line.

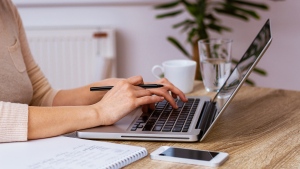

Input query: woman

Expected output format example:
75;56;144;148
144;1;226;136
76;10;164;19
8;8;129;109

0;0;187;143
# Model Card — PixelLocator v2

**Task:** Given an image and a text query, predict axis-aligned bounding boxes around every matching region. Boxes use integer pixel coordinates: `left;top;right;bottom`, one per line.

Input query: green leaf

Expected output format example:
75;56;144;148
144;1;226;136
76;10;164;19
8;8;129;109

205;14;220;22
215;3;261;20
207;23;232;33
182;0;204;17
214;8;249;21
232;6;260;19
253;67;267;76
187;28;197;43
156;10;183;19
154;1;180;9
172;19;195;29
245;79;255;86
231;0;269;10
180;23;193;34
167;37;191;58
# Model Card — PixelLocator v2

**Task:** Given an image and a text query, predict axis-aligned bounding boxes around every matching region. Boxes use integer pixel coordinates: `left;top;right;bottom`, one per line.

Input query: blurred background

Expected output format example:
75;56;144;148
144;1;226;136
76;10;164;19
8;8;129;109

13;0;298;91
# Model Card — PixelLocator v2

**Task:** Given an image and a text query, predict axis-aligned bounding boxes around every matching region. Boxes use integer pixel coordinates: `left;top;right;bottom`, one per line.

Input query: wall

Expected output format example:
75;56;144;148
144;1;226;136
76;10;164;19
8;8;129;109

13;0;300;91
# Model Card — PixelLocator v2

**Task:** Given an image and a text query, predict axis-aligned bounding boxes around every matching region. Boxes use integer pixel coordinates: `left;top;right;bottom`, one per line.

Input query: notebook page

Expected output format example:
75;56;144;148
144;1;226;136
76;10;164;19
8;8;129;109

0;136;147;169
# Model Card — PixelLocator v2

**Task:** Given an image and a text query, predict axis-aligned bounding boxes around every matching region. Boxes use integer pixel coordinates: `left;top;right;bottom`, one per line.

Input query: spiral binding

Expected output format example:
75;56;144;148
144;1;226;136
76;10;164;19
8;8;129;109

103;148;148;169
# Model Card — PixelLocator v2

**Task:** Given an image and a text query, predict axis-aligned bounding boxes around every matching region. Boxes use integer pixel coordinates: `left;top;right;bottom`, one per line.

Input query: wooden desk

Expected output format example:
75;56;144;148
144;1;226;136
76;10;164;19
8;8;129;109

111;81;300;168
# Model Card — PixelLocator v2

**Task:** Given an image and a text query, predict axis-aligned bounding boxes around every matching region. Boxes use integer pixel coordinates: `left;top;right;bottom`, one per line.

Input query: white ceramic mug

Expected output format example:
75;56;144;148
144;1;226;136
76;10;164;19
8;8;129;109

151;59;196;93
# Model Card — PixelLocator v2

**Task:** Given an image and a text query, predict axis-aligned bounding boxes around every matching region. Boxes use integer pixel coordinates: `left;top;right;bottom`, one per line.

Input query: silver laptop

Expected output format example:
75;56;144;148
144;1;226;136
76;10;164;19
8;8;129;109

77;19;272;142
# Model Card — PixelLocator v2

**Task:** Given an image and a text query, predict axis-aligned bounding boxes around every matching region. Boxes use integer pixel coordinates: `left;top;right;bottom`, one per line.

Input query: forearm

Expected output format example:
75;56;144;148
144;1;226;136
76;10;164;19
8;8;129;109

52;78;122;106
52;85;105;106
27;105;99;140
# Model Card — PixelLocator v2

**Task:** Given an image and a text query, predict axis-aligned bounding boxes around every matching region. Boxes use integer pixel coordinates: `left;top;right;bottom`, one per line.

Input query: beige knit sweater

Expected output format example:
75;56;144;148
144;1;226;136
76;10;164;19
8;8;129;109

0;0;58;142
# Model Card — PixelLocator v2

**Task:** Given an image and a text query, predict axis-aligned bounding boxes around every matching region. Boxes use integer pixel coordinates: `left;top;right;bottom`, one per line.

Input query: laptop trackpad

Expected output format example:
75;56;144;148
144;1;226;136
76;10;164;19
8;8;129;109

114;108;142;129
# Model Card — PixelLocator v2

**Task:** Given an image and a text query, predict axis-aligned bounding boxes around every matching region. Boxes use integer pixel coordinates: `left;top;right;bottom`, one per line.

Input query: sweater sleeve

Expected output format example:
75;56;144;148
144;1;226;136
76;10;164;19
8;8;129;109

0;0;59;143
13;2;59;106
0;102;28;143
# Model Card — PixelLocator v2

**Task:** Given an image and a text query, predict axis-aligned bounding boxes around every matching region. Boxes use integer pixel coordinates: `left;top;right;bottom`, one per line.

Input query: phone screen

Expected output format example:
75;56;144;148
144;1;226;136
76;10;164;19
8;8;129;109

159;148;219;161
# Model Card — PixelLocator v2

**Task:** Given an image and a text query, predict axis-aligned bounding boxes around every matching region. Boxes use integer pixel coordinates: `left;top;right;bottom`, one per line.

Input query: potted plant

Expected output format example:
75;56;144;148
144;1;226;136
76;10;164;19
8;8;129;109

154;0;269;85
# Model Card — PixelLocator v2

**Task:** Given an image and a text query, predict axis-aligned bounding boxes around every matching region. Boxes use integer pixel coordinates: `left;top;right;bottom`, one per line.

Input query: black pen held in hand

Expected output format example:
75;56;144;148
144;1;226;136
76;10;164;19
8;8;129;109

90;84;164;91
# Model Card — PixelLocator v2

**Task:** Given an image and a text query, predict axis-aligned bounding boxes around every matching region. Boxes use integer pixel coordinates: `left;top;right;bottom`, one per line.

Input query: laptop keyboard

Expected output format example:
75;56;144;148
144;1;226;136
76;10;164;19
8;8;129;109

130;98;200;132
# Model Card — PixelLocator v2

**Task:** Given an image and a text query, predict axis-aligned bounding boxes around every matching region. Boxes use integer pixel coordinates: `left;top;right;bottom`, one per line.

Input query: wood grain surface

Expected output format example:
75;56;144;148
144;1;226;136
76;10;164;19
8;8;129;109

109;81;300;169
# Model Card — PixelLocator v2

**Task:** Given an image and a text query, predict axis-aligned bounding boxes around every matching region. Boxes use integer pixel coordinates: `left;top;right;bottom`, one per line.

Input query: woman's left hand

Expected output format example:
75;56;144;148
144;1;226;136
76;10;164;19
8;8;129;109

141;78;187;112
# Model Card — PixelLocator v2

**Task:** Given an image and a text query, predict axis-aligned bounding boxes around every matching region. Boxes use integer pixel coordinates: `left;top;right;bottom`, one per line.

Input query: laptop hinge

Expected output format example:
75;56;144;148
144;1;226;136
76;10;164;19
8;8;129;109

196;101;217;139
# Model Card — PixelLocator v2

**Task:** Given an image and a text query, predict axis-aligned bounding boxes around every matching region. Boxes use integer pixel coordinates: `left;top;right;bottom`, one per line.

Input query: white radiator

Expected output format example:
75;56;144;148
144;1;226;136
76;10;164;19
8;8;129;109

26;27;116;89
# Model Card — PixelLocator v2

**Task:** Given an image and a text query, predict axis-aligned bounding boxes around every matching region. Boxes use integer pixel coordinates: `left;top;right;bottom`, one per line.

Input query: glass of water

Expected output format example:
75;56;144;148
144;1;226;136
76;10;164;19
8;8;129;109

198;38;233;92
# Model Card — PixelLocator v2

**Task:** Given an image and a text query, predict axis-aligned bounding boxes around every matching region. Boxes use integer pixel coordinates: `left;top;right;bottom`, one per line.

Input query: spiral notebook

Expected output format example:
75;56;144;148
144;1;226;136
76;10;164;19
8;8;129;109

0;136;147;169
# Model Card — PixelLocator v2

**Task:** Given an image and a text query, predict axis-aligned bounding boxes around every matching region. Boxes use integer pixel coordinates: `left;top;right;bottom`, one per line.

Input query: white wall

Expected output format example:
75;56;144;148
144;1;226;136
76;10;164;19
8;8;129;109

13;0;300;91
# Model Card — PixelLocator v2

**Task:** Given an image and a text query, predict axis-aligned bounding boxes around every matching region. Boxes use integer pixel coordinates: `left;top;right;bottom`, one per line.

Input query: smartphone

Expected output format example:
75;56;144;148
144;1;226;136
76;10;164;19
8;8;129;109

150;146;228;167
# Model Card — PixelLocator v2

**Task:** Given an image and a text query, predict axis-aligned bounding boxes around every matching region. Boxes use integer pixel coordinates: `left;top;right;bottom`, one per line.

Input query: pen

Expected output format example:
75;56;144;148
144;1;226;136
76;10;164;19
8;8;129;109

90;84;164;91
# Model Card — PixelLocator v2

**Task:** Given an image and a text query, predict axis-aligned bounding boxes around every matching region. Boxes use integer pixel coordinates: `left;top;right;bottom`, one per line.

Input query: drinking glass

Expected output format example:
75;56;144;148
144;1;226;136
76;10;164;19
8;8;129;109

198;38;232;92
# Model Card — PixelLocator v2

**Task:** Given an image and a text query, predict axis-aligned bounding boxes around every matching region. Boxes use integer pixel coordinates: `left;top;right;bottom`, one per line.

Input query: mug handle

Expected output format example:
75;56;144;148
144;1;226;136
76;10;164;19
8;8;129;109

151;65;164;79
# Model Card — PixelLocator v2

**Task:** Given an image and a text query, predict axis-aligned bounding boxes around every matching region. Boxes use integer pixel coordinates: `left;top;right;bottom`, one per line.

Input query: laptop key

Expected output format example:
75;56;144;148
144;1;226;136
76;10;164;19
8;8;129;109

182;128;189;132
153;125;163;131
137;124;144;128
162;126;172;132
165;121;175;126
177;100;185;108
172;127;182;132
143;125;153;131
156;120;165;125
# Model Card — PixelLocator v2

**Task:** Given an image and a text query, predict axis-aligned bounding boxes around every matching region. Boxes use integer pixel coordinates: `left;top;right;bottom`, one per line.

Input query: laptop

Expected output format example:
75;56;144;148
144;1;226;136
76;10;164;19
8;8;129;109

77;19;272;142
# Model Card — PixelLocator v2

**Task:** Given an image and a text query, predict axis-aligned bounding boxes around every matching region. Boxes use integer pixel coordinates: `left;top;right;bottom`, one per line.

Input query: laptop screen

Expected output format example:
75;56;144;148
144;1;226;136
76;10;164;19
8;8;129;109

212;19;272;117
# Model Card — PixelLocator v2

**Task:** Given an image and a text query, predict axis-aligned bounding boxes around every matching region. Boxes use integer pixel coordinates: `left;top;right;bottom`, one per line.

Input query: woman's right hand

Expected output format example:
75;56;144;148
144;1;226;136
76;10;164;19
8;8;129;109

90;76;164;126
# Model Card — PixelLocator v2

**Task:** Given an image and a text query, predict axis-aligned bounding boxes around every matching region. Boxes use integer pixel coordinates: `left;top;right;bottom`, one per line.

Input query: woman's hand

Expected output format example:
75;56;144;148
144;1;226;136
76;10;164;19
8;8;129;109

146;78;188;108
91;76;187;126
91;76;164;125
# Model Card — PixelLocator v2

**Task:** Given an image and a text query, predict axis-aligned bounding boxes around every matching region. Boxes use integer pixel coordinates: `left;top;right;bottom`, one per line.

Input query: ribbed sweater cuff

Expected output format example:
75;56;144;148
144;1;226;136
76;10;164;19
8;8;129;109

0;102;28;143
